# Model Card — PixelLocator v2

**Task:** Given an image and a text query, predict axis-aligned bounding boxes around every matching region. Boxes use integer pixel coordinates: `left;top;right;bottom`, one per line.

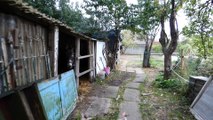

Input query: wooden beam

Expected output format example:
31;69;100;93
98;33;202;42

92;41;96;78
78;68;94;77
48;26;59;77
53;26;59;77
75;38;80;88
89;41;95;81
78;54;93;59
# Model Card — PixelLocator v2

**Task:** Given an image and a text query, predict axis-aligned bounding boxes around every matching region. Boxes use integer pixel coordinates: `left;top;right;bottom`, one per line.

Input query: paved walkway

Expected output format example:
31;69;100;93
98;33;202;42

82;69;145;119
76;55;145;119
118;68;145;120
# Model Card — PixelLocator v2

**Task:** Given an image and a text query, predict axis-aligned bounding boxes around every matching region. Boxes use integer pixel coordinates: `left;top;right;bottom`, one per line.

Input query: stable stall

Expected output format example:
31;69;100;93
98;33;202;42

0;0;96;119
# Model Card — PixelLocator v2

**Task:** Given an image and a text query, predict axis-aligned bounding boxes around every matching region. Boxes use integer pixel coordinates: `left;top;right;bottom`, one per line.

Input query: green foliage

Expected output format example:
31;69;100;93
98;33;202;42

187;57;201;76
184;0;213;59
140;71;193;119
24;0;100;33
197;57;213;77
152;44;162;53
179;35;213;58
177;40;194;56
154;74;182;91
83;0;129;31
121;30;135;50
137;0;160;34
24;0;57;17
76;110;82;120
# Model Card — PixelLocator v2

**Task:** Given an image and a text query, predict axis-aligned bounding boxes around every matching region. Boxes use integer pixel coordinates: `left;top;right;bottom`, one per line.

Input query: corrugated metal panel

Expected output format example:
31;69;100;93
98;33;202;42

190;76;213;120
37;70;78;120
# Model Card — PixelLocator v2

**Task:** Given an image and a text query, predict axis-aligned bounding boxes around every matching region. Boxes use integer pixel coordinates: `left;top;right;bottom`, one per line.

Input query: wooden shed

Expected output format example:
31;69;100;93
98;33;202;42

0;0;96;119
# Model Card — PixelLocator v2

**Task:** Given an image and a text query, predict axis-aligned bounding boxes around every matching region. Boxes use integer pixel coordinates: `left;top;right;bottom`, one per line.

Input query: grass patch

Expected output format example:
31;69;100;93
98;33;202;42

140;69;195;120
150;58;164;69
95;76;107;85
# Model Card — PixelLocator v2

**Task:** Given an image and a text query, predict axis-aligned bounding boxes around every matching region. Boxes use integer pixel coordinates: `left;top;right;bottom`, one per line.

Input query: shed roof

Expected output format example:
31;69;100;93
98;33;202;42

0;0;96;41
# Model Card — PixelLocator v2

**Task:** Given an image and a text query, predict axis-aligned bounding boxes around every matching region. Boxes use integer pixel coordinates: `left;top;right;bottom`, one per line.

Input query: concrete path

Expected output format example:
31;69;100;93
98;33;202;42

81;55;145;119
84;97;111;117
118;68;145;120
119;101;141;120
90;86;119;99
83;86;119;118
83;71;145;119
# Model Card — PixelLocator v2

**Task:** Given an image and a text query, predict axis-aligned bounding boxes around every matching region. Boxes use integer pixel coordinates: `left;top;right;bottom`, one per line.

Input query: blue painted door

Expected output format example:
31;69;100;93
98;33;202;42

37;70;78;120
38;78;62;120
59;70;78;119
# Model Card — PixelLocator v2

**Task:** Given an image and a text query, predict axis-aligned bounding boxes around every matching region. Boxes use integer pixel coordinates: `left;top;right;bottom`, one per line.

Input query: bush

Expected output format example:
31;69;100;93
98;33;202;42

153;74;182;92
187;57;201;76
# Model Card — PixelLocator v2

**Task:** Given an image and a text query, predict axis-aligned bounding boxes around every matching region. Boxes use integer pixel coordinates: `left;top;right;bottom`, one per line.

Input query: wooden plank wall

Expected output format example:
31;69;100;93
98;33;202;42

0;13;50;93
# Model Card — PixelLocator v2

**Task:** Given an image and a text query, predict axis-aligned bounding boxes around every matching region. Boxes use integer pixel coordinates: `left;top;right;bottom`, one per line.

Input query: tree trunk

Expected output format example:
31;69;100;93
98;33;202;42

143;42;151;67
159;0;178;80
106;30;120;69
164;53;172;80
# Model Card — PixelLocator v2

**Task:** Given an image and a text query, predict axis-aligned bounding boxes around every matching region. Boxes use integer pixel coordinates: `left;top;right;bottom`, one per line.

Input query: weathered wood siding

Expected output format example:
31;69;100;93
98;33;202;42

0;13;50;93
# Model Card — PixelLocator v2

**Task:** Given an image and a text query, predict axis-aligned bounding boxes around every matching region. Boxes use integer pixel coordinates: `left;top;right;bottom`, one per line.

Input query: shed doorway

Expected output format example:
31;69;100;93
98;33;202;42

58;32;75;75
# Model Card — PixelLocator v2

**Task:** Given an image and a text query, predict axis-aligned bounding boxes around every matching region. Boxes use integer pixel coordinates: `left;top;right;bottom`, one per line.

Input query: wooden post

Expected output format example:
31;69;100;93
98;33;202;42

75;38;80;88
94;41;97;77
180;49;184;70
48;26;59;77
89;41;95;81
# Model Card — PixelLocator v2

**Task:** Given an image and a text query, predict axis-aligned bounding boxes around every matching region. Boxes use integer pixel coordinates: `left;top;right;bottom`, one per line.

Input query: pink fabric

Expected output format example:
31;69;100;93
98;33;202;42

104;67;110;75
